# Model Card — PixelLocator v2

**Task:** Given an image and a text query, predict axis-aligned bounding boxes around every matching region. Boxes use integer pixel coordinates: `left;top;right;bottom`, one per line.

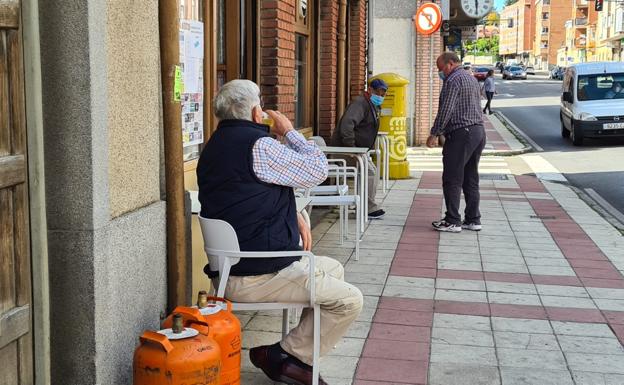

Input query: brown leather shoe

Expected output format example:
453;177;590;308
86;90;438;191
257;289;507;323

277;357;328;385
249;345;286;382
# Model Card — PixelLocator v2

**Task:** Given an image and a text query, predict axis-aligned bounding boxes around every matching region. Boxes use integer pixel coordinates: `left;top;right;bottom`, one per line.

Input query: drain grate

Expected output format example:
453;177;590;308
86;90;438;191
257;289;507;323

480;174;509;180
530;215;556;220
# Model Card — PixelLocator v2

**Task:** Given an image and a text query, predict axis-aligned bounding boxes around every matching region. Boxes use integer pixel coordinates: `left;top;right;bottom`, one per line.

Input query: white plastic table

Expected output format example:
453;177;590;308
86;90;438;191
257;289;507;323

320;146;369;228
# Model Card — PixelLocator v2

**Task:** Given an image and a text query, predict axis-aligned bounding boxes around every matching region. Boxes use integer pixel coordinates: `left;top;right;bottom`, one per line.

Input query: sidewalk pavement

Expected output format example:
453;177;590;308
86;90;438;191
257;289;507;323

238;116;624;385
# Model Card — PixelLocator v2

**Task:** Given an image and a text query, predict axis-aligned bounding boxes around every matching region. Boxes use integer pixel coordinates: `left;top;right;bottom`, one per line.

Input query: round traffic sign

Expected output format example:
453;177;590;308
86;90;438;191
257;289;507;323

414;3;443;35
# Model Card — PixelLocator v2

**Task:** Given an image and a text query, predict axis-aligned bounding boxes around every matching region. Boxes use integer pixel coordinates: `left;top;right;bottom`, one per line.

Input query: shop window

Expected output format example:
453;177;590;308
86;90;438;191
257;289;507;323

295;34;307;129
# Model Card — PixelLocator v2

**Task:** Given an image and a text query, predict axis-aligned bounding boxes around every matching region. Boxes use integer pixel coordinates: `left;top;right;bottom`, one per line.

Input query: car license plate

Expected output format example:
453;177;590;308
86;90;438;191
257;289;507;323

603;122;624;130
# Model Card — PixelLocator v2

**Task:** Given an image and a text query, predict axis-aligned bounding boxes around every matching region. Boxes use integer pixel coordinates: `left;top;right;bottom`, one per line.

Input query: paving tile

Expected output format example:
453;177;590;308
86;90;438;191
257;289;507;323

524;257;571;267
429;363;501;385
494;331;559;350
579;277;624;289
489;292;542;306
594;298;624;312
551;321;615;337
532;275;582;287
438;260;483;271
527;265;576;276
355;358;427;384
434;300;491;317
545;307;606;323
565;352;624;374
586;287;624;300
430;344;498;366
377;296;434;312
487;282;537;295
382;285;434;299
483;263;530;274
500;367;574;385
603;311;624;325
575;268;623;280
497;348;567;370
361;339;429;361
435;278;486;291
490;304;547;319
368;323;430;342
437;269;485;280
484;272;533;284
344;321;372;338
432;327;495;347
390;266;437;278
558;335;624;355
385;276;434;288
320;356;360;379
572;371;624;385
535;284;589;298
327;337;365;357
492;317;552;334
540;295;597;309
433;313;492;330
435;289;488;303
373;308;433;327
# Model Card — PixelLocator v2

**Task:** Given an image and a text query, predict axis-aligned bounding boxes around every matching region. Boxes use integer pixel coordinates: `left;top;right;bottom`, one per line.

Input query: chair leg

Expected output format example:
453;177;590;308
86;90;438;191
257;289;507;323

355;199;360;261
344;205;349;241
312;304;321;385
339;206;344;245
282;309;290;339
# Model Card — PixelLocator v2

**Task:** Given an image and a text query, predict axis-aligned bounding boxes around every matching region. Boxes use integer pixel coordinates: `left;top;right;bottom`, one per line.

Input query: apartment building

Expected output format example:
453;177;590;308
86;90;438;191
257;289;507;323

500;0;536;63
561;0;599;64
532;0;571;69
594;0;624;61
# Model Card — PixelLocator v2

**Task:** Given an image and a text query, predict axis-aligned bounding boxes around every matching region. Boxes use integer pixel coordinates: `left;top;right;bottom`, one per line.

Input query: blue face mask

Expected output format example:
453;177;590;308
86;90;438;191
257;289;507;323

438;71;446;81
370;94;384;106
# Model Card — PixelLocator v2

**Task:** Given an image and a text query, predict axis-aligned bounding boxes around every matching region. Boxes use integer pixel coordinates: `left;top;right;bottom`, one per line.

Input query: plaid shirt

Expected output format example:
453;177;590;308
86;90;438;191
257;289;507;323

431;67;483;136
252;130;328;189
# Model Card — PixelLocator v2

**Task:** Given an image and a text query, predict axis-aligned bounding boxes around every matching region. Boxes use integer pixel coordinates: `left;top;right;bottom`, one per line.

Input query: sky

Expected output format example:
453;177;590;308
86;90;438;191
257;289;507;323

494;0;506;11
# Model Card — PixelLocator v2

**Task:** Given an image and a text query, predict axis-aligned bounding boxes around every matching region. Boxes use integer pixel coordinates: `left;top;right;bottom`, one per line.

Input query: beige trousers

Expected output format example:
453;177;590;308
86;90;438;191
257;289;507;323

225;256;363;365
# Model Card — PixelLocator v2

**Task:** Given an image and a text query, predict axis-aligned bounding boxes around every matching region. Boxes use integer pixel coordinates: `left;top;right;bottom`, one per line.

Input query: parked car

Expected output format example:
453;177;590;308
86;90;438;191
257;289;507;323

473;67;490;81
525;66;535;75
502;66;527;80
550;66;565;80
560;62;624;145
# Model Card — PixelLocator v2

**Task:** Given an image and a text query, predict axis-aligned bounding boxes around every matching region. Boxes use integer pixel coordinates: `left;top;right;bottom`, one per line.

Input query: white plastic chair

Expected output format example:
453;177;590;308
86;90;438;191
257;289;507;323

198;217;321;385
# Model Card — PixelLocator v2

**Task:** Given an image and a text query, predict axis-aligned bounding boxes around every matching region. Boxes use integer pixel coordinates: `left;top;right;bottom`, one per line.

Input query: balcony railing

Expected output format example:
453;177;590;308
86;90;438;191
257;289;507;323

575;17;588;26
576;0;588;7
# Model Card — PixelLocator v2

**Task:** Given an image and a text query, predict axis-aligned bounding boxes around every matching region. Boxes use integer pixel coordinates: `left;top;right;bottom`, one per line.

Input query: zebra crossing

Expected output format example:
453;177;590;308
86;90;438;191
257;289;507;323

407;154;511;175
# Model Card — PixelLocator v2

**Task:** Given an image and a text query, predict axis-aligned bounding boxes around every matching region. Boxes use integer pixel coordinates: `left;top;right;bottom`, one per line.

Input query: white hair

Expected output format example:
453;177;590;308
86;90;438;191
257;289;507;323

213;79;261;121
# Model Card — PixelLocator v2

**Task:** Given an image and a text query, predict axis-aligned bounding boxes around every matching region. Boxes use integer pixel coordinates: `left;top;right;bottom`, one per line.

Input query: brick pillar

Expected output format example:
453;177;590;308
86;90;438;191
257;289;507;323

349;0;367;101
259;0;296;121
318;0;339;139
413;5;443;145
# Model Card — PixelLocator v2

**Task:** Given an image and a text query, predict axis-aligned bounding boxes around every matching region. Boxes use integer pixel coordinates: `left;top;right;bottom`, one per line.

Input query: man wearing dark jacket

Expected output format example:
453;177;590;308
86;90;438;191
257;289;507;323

331;78;388;219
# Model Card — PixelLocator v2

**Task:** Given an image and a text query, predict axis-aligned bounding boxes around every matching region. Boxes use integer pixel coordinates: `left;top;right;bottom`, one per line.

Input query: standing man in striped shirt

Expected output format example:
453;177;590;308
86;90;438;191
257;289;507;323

426;52;487;233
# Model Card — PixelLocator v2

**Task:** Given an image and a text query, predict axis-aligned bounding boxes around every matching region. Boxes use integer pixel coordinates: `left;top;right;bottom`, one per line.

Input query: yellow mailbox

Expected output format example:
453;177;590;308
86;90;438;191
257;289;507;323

369;73;410;179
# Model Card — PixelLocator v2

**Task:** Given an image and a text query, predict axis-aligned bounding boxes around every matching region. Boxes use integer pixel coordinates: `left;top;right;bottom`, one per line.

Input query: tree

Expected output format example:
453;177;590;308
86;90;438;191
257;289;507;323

485;11;500;26
504;0;518;6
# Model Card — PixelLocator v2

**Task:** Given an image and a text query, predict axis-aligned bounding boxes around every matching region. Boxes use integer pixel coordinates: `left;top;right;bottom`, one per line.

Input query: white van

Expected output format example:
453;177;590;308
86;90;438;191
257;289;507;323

560;62;624;145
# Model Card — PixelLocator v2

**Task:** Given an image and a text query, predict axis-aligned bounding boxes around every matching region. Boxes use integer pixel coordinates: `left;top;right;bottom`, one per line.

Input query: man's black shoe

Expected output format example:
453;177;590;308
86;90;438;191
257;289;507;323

368;209;385;219
249;344;288;382
278;357;328;385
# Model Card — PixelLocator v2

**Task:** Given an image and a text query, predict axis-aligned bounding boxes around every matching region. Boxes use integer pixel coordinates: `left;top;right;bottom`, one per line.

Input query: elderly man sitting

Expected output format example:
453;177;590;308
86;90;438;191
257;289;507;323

197;79;363;385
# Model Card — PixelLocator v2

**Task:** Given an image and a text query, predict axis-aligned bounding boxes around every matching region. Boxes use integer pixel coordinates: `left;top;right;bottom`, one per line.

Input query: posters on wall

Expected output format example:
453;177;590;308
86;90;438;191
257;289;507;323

180;19;204;149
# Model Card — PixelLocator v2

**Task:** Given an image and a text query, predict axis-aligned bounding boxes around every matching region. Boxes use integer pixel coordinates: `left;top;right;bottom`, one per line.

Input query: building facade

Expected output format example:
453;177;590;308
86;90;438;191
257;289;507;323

500;0;536;63
531;0;570;69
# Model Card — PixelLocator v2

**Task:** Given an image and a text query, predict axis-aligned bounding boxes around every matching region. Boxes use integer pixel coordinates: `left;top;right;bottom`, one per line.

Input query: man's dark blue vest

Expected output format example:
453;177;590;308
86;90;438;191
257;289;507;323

197;119;300;277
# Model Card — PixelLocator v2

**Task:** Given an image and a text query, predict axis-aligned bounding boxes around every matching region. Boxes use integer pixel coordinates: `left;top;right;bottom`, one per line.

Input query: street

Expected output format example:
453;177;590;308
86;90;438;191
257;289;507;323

493;74;624;225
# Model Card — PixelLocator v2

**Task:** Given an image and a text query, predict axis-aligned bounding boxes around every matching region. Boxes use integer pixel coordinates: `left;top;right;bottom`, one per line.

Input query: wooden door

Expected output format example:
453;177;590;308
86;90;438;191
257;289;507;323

0;0;34;383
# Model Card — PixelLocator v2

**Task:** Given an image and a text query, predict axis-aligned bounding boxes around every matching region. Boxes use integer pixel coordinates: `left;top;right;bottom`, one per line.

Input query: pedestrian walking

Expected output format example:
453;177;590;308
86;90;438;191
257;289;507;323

482;69;496;115
331;78;388;219
427;52;487;233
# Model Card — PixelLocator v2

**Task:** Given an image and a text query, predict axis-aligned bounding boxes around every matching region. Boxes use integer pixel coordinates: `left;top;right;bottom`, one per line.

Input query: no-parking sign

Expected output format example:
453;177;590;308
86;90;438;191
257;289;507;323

414;3;443;35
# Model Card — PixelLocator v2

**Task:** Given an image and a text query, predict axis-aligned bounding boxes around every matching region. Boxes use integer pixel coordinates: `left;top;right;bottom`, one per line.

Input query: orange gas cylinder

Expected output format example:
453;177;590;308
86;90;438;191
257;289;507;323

133;314;221;385
162;292;242;385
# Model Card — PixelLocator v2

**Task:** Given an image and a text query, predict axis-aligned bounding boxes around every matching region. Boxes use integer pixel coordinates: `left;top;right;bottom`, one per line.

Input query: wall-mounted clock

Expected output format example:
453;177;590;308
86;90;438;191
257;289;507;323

461;0;494;19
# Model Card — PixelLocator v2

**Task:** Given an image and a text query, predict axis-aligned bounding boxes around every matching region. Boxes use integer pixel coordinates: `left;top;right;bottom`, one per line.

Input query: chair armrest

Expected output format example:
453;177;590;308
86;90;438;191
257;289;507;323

205;248;315;260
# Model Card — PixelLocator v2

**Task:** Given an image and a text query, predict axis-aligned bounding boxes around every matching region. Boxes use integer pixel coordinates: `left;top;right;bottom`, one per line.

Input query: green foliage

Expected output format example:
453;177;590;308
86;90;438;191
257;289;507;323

504;0;519;6
485;12;500;26
464;35;500;55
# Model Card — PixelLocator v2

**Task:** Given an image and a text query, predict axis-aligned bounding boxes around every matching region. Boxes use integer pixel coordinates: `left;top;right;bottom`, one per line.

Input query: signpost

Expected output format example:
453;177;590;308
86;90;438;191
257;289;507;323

414;3;443;35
